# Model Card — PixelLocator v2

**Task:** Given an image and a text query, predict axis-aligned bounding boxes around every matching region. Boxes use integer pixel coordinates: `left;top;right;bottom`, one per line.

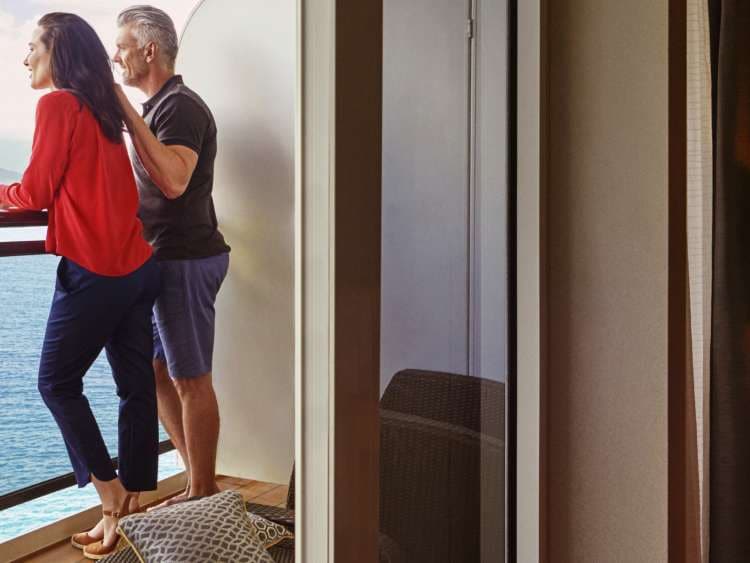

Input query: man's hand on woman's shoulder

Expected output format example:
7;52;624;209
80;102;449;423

114;84;136;129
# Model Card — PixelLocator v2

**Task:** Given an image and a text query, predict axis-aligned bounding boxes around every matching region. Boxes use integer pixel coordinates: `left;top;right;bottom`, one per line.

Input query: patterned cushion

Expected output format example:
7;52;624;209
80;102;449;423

101;545;140;563
246;512;294;549
102;511;293;562
117;491;274;563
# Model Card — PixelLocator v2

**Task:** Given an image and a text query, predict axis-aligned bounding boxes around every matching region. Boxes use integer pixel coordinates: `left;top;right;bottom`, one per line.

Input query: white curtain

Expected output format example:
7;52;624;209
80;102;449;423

687;0;713;559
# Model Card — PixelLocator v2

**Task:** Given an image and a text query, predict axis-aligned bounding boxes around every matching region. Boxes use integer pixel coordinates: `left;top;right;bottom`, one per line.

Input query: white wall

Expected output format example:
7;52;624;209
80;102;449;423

179;0;295;484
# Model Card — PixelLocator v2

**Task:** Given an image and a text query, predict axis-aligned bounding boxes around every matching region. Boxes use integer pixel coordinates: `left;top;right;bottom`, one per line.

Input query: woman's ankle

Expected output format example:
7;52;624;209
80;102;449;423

91;475;128;510
127;492;140;512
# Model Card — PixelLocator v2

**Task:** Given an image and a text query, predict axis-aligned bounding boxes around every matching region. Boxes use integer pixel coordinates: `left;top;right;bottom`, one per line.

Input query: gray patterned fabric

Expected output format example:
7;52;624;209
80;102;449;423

100;538;294;562
117;491;274;563
246;512;294;549
101;545;140;563
267;542;295;563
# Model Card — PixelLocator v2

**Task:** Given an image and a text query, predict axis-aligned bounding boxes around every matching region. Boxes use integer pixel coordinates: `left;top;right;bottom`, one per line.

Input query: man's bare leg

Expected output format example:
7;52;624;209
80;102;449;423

174;373;220;498
149;359;192;508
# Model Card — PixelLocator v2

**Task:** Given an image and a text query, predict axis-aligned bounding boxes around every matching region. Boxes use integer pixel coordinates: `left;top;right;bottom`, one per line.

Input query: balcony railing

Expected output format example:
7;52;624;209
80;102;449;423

0;209;47;257
0;441;176;512
0;208;176;512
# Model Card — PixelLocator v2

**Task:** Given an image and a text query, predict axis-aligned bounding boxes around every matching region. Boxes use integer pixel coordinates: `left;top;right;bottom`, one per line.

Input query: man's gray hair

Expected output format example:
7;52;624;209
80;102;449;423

118;5;179;69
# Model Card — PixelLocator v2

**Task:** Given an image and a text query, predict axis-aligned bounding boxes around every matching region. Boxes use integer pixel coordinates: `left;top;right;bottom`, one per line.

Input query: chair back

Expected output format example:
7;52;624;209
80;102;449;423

379;369;505;563
380;369;504;438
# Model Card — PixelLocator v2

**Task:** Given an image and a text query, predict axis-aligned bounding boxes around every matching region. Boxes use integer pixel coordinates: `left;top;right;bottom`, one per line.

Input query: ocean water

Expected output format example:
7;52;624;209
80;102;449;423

0;254;181;542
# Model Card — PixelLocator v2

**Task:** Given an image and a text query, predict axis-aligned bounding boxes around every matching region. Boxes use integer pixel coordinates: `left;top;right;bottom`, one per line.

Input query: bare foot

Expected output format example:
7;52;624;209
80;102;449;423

187;483;221;499
146;488;190;512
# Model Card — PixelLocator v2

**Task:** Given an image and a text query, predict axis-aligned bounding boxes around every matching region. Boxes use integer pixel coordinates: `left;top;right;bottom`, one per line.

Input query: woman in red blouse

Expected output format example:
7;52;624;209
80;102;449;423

0;13;159;559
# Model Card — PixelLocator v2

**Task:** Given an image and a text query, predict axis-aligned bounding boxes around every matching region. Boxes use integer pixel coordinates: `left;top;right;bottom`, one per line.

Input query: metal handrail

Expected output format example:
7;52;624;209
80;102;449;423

0;440;176;512
0;209;48;228
0;210;47;257
0;241;46;257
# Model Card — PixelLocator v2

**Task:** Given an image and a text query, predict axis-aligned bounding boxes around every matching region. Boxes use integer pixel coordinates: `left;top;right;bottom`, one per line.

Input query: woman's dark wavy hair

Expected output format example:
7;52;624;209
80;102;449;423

38;13;125;144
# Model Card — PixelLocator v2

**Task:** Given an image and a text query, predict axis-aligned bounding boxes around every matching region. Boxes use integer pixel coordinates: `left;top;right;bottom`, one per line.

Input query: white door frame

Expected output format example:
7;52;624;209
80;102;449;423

295;0;335;561
516;0;545;561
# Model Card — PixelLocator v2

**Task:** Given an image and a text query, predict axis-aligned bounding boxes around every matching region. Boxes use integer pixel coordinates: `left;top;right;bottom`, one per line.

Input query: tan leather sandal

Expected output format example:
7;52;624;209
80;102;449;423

71;529;101;550
82;493;137;560
72;493;140;549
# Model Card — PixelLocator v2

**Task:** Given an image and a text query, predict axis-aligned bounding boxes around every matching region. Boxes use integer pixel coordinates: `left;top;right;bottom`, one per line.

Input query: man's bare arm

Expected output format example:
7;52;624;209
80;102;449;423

115;84;198;200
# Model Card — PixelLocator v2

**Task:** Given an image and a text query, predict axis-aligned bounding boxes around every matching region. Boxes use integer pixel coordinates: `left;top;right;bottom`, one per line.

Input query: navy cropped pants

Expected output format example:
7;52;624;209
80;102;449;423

37;257;161;491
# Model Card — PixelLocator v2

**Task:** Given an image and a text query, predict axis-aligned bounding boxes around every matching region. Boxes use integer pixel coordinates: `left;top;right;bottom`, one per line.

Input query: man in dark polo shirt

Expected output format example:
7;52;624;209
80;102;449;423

112;5;230;507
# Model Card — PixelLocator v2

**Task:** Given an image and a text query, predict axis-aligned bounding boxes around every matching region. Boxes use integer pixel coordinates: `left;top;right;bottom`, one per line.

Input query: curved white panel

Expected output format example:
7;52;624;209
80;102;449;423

179;0;295;483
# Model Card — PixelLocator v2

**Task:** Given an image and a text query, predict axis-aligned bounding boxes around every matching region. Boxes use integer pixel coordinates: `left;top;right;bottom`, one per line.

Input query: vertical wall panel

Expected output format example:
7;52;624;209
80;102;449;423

546;1;669;561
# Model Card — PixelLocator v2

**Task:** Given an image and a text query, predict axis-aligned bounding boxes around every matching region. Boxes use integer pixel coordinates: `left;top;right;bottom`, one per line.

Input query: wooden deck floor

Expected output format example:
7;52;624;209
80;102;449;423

17;476;288;563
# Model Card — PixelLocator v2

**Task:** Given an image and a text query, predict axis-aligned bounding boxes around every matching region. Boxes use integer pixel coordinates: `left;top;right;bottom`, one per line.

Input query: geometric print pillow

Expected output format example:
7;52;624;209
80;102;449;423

101;546;143;563
117;491;274;563
100;544;141;563
246;512;294;549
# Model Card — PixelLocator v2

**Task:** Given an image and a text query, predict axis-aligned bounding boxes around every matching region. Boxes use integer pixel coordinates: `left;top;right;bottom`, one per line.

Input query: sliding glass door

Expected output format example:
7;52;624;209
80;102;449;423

378;0;510;560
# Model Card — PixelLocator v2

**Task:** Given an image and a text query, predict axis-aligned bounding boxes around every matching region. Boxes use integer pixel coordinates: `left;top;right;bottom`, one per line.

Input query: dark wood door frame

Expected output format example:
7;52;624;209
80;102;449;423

333;1;383;562
668;0;693;560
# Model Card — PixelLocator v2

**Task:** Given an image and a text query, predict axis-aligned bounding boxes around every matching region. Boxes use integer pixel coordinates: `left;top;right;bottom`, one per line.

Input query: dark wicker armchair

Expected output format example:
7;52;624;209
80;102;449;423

379;369;505;563
247;369;505;563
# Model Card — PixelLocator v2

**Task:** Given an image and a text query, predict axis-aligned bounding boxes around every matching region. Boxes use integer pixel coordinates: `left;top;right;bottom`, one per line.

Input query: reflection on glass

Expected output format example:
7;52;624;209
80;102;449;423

378;0;507;560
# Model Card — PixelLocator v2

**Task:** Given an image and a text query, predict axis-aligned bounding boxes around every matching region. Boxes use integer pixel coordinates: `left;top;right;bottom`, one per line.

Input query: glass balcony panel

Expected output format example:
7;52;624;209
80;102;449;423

0;0;200;549
0;254;179;541
0;451;182;543
0;227;46;243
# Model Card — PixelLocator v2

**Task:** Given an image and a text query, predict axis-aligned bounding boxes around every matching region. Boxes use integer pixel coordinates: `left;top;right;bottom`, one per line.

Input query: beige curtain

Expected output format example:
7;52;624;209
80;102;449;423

687;0;713;559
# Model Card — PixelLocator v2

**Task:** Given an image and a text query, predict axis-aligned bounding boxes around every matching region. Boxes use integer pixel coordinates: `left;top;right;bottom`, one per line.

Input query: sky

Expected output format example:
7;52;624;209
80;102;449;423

0;0;197;172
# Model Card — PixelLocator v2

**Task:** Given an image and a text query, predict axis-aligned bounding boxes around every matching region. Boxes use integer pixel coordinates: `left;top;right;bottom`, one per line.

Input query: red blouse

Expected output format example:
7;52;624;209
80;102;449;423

0;90;151;276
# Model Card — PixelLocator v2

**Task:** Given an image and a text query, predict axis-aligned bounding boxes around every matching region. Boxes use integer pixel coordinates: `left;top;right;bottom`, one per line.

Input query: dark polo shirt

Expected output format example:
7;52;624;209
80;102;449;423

132;75;230;261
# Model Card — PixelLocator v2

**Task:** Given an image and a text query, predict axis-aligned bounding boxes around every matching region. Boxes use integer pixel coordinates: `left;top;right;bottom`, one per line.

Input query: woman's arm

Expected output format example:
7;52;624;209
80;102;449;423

0;93;77;211
115;85;198;200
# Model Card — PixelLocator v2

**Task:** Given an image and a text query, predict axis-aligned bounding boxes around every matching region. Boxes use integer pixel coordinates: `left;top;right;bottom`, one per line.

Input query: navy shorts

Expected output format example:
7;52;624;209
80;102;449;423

152;253;230;379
